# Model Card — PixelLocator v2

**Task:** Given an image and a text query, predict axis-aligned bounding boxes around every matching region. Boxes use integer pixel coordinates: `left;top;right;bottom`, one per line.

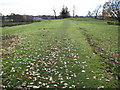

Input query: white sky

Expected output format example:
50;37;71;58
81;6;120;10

0;0;108;16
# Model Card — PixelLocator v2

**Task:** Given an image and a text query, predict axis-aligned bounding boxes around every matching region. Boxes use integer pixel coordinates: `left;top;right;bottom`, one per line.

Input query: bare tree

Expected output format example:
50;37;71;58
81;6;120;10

103;0;120;23
94;5;101;18
87;5;101;18
73;5;76;18
87;11;92;17
53;9;57;19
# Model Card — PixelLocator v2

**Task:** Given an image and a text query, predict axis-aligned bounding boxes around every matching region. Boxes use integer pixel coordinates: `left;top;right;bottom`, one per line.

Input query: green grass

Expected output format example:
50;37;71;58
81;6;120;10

2;18;119;89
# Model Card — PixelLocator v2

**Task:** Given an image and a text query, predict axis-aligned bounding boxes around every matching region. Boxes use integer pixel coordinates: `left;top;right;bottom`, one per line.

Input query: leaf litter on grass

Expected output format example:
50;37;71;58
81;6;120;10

2;38;118;88
2;19;119;88
2;34;87;88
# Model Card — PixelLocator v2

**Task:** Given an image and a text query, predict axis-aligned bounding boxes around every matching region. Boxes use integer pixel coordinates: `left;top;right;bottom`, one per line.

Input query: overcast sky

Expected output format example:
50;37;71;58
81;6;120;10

0;0;108;16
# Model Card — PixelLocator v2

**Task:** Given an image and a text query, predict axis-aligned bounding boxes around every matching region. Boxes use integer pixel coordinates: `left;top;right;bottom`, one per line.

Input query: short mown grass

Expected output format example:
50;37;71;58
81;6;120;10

2;18;119;89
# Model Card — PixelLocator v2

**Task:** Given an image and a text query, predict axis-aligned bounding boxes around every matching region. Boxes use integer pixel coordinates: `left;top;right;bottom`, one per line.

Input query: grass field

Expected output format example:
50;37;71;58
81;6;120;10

2;18;119;89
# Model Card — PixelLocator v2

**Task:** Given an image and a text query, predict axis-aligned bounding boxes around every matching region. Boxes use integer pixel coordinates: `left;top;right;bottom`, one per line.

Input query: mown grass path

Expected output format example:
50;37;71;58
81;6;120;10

2;18;119;88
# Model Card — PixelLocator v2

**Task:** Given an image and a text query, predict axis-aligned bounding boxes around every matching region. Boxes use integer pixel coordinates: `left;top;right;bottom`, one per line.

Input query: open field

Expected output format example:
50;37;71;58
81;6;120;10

2;18;119;88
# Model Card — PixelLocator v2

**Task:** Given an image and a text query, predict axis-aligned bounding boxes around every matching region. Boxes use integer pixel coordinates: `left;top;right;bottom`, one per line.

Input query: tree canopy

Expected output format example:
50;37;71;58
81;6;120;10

60;6;70;18
103;0;120;23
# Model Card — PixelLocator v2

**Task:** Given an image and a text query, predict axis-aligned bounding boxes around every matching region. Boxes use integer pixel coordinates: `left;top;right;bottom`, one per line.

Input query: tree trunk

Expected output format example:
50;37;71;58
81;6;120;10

53;10;57;19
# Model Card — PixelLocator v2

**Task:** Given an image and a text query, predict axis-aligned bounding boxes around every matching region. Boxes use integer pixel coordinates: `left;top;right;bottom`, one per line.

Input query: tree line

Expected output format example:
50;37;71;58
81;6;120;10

103;0;120;23
2;13;33;22
1;0;119;24
1;5;71;24
55;0;119;24
87;0;120;23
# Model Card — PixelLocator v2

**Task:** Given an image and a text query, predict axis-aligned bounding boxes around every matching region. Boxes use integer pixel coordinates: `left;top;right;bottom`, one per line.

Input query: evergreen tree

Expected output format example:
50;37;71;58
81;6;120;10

60;6;70;18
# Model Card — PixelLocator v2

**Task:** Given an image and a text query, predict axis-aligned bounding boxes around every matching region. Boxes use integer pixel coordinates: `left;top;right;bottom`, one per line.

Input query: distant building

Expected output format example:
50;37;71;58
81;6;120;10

33;15;54;20
32;16;42;22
